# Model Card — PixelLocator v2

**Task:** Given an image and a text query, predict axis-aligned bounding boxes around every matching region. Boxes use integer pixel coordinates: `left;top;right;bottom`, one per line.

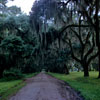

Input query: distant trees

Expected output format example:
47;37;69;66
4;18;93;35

0;0;21;16
0;0;99;78
30;0;99;77
0;1;39;78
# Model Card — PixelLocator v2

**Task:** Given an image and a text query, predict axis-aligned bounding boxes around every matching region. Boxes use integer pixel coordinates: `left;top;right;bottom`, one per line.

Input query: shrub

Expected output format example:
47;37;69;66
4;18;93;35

3;68;24;80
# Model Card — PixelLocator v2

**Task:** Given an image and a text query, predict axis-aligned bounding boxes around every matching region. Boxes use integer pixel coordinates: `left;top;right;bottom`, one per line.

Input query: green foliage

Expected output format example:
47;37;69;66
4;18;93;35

49;72;100;100
23;44;34;57
0;0;39;78
3;68;23;80
0;35;24;54
0;33;38;77
4;16;17;30
7;6;21;15
15;15;30;31
43;48;71;73
0;14;31;40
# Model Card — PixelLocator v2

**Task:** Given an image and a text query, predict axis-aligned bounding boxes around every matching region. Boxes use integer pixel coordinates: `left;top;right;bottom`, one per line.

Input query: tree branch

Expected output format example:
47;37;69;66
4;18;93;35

62;38;81;62
87;51;99;66
84;32;91;45
59;24;93;36
58;0;71;6
77;3;95;27
70;28;84;46
68;39;81;63
84;33;95;61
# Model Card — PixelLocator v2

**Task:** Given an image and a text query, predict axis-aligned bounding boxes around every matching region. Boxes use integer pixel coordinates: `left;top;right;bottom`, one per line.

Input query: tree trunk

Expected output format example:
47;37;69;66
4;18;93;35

82;62;89;77
84;68;89;77
95;0;100;78
98;47;100;78
84;66;89;77
0;55;6;78
77;68;80;72
0;69;4;78
64;64;69;75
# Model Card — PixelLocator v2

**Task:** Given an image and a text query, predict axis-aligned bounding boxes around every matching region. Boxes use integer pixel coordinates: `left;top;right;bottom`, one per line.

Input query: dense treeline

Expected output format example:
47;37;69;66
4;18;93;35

0;0;39;78
0;0;99;78
30;0;100;77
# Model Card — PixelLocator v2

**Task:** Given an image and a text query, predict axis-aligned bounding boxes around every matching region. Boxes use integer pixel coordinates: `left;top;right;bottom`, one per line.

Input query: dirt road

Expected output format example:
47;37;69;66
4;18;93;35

10;73;83;100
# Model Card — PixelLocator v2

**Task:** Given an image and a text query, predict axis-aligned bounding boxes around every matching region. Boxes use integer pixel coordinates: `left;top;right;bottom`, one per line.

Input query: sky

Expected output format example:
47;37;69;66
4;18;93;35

7;0;36;14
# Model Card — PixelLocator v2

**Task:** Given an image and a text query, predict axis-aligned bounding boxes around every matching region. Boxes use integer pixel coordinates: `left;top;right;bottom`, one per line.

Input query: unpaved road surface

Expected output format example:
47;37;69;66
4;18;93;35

10;73;83;100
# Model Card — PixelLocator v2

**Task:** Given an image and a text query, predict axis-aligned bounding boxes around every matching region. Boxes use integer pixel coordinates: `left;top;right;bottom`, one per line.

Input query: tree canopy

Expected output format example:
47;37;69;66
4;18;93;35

0;0;99;78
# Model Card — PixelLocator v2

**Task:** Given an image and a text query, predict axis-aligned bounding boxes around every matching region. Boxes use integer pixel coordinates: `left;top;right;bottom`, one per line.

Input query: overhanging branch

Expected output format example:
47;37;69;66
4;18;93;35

59;24;93;35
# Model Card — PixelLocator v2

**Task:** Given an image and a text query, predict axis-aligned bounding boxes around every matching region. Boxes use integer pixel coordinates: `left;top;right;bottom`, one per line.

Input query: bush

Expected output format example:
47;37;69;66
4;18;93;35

3;68;24;80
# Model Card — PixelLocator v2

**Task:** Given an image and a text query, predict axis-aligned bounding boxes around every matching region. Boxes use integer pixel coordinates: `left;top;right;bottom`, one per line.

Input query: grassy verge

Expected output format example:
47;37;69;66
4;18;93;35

48;72;100;100
0;72;38;100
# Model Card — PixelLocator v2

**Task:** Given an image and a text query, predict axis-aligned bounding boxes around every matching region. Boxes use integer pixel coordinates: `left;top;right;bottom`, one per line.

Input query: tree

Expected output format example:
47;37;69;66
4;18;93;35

59;0;100;77
0;0;19;16
30;0;100;77
0;35;24;78
63;25;98;76
7;6;21;15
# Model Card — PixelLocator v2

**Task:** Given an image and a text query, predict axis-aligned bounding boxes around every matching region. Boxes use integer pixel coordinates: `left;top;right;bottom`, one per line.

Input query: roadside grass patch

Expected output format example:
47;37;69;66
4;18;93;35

0;73;38;100
48;72;100;100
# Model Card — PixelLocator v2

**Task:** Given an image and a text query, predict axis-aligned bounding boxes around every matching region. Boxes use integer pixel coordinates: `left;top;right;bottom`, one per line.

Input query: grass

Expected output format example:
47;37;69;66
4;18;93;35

48;71;100;100
0;72;38;100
